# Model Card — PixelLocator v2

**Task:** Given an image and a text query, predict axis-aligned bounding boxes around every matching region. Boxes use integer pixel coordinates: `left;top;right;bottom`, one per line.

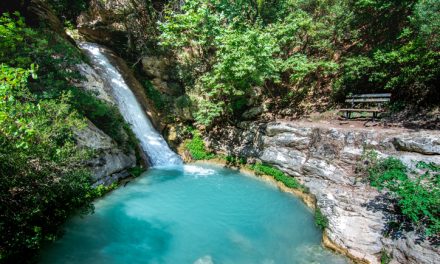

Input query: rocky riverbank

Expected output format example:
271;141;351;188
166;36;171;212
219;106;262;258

204;121;440;264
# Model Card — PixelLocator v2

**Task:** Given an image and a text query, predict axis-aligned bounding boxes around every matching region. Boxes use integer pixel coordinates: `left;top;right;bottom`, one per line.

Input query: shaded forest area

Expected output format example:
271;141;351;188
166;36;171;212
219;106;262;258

6;0;438;126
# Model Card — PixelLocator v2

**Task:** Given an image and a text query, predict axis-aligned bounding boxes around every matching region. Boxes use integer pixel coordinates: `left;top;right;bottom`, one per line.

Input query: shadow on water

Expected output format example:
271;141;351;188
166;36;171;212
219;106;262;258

362;194;440;245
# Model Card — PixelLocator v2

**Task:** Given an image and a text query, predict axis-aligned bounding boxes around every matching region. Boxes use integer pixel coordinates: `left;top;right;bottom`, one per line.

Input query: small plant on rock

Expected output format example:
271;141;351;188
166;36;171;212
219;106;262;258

380;248;392;264
251;162;303;190
363;151;440;240
184;129;215;160
315;207;329;230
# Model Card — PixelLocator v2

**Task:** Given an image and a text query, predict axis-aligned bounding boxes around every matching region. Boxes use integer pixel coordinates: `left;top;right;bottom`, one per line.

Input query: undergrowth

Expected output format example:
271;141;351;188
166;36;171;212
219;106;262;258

128;166;146;177
315;207;329;230
184;129;215;160
363;150;440;239
380;249;392;264
250;162;303;190
91;183;118;198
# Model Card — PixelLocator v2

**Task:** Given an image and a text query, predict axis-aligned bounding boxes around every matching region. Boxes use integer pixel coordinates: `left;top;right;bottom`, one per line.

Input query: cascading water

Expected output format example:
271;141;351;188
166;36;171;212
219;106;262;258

79;42;182;166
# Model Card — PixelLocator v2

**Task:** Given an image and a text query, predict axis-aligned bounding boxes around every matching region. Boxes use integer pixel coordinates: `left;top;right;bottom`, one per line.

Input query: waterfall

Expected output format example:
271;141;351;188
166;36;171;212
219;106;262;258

79;42;182;166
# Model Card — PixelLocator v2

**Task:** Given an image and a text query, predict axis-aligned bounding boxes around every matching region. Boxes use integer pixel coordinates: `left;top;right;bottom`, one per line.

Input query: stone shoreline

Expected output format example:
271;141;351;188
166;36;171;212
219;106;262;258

202;121;440;264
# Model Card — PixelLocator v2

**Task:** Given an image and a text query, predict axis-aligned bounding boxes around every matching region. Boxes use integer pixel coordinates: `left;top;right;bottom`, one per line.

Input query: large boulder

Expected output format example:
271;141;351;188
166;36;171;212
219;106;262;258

393;133;440;155
75;121;136;185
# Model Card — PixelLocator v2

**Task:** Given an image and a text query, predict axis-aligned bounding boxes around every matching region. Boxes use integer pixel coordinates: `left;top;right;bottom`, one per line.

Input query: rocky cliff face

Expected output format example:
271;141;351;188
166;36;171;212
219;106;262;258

77;0;160;57
75;121;136;186
75;61;137;185
206;121;440;264
77;0;129;51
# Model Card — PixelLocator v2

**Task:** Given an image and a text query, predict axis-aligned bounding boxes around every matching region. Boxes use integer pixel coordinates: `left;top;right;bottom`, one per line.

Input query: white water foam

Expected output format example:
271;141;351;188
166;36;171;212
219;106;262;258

79;42;182;166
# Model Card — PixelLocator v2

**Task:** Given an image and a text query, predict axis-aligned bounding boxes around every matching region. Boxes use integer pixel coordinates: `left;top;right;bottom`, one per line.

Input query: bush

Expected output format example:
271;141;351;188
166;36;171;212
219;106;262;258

225;155;247;166
251;162;302;189
91;183;118;198
0;64;96;262
315;207;329;230
380;249;392;264
128;166;145;177
143;80;168;111
184;130;214;160
159;1;281;126
366;154;440;237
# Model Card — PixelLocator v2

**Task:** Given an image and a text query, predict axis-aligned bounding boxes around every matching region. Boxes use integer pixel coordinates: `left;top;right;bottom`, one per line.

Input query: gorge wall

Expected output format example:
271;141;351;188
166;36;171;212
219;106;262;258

75;62;137;185
205;121;440;264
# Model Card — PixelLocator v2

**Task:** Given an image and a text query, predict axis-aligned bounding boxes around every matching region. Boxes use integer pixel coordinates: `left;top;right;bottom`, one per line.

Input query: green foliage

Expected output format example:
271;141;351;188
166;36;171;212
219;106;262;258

281;54;338;85
91;183;118;198
160;1;282;126
315;207;329;230
159;0;440;124
251;162;302;189
225;155;247;166
0;63;95;262
380;249;392;264
143;80;168;111
128;166;145;177
412;0;440;49
366;155;440;237
194;26;280;125
184;129;214;160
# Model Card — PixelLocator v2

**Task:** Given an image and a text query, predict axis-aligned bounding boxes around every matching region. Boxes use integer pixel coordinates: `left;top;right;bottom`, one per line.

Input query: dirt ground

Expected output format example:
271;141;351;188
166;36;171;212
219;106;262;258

276;107;440;131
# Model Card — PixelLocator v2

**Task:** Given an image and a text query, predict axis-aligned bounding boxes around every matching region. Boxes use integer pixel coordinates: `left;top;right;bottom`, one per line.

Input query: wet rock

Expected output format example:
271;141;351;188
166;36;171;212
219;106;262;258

75;121;135;185
75;63;115;104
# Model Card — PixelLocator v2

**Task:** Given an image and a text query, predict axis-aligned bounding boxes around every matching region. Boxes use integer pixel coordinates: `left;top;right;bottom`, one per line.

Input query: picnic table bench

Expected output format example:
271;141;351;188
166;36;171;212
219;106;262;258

339;93;391;120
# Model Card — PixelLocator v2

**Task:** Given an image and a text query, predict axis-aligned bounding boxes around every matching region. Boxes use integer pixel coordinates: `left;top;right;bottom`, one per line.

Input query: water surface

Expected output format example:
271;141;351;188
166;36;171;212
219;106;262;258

40;164;347;264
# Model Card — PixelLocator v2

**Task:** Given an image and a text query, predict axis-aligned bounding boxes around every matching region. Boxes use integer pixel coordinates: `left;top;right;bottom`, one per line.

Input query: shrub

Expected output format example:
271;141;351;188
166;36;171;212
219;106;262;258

0;64;96;262
225;155;247;166
380;249;392;264
184;130;214;160
91;183;118;198
366;154;440;237
251;162;302;189
143;80;168;111
315;207;329;230
128;166;145;177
